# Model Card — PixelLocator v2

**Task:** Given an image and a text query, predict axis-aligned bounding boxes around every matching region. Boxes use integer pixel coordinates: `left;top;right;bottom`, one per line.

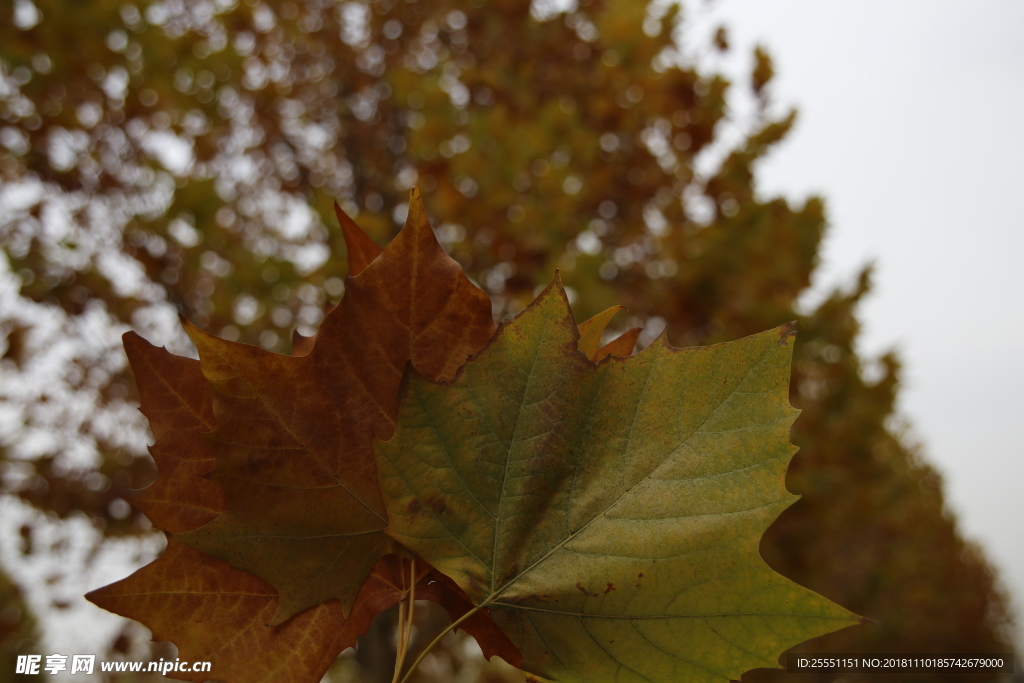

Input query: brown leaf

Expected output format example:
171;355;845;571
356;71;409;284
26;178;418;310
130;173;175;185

105;188;505;677
123;332;223;533
174;188;496;624
328;187;495;383
334;201;383;277
88;542;517;683
594;327;641;361
88;541;347;683
575;306;624;361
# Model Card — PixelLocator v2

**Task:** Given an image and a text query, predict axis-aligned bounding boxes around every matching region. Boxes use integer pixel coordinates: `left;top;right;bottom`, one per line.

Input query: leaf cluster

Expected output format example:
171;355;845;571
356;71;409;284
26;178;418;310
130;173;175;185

88;192;856;683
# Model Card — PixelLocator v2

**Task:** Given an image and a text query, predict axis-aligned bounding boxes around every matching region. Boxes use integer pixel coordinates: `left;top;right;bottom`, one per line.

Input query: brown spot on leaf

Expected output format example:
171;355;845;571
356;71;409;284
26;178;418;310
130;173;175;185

407;499;423;513
777;321;798;346
603;583;615;594
576;581;588;596
427;497;447;514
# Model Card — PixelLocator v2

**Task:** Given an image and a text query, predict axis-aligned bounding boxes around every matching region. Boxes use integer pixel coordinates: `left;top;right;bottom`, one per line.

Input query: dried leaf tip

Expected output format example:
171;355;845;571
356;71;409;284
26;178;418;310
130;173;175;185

777;321;798;346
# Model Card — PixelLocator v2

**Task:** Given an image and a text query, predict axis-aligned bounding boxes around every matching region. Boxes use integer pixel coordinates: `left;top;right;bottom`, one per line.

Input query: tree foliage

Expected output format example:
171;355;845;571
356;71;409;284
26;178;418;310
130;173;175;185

0;0;1015;678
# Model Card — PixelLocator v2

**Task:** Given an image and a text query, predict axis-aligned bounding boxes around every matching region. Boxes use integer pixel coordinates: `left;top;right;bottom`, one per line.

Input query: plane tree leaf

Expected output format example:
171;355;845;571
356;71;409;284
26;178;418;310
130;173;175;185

87;541;350;683
89;190;513;681
123;333;223;534
375;277;860;682
173;188;496;624
173;318;399;625
87;542;515;683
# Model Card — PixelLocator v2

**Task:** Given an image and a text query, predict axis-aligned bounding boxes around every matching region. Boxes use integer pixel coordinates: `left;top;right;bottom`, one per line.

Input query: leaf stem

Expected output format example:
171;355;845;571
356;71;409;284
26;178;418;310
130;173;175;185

398;603;483;683
390;558;416;683
391;600;406;683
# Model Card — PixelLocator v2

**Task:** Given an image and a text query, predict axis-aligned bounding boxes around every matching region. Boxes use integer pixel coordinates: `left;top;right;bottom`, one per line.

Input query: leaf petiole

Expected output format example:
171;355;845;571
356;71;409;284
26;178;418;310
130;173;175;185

391;558;416;683
397;603;483;683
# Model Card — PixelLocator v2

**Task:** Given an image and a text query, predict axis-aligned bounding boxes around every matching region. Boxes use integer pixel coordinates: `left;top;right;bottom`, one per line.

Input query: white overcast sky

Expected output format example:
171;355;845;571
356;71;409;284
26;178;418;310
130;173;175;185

701;0;1024;648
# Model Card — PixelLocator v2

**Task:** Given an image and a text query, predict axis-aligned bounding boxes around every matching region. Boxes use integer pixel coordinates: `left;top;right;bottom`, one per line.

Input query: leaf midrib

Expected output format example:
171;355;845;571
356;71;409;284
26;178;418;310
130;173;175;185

491;314;553;597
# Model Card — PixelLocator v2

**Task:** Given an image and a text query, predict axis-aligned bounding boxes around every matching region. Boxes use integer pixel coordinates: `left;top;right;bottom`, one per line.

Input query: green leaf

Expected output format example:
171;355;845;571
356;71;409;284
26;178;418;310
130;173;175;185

376;277;858;682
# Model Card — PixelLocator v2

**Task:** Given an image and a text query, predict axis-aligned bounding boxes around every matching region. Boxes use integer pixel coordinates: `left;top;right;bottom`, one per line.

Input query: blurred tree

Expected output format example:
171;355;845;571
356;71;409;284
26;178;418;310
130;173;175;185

0;565;37;683
748;271;1017;682
0;0;1015;679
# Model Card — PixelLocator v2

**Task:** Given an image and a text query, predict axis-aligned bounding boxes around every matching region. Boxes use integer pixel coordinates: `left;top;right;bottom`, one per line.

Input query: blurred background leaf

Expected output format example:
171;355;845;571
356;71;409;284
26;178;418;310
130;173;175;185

0;0;1016;681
